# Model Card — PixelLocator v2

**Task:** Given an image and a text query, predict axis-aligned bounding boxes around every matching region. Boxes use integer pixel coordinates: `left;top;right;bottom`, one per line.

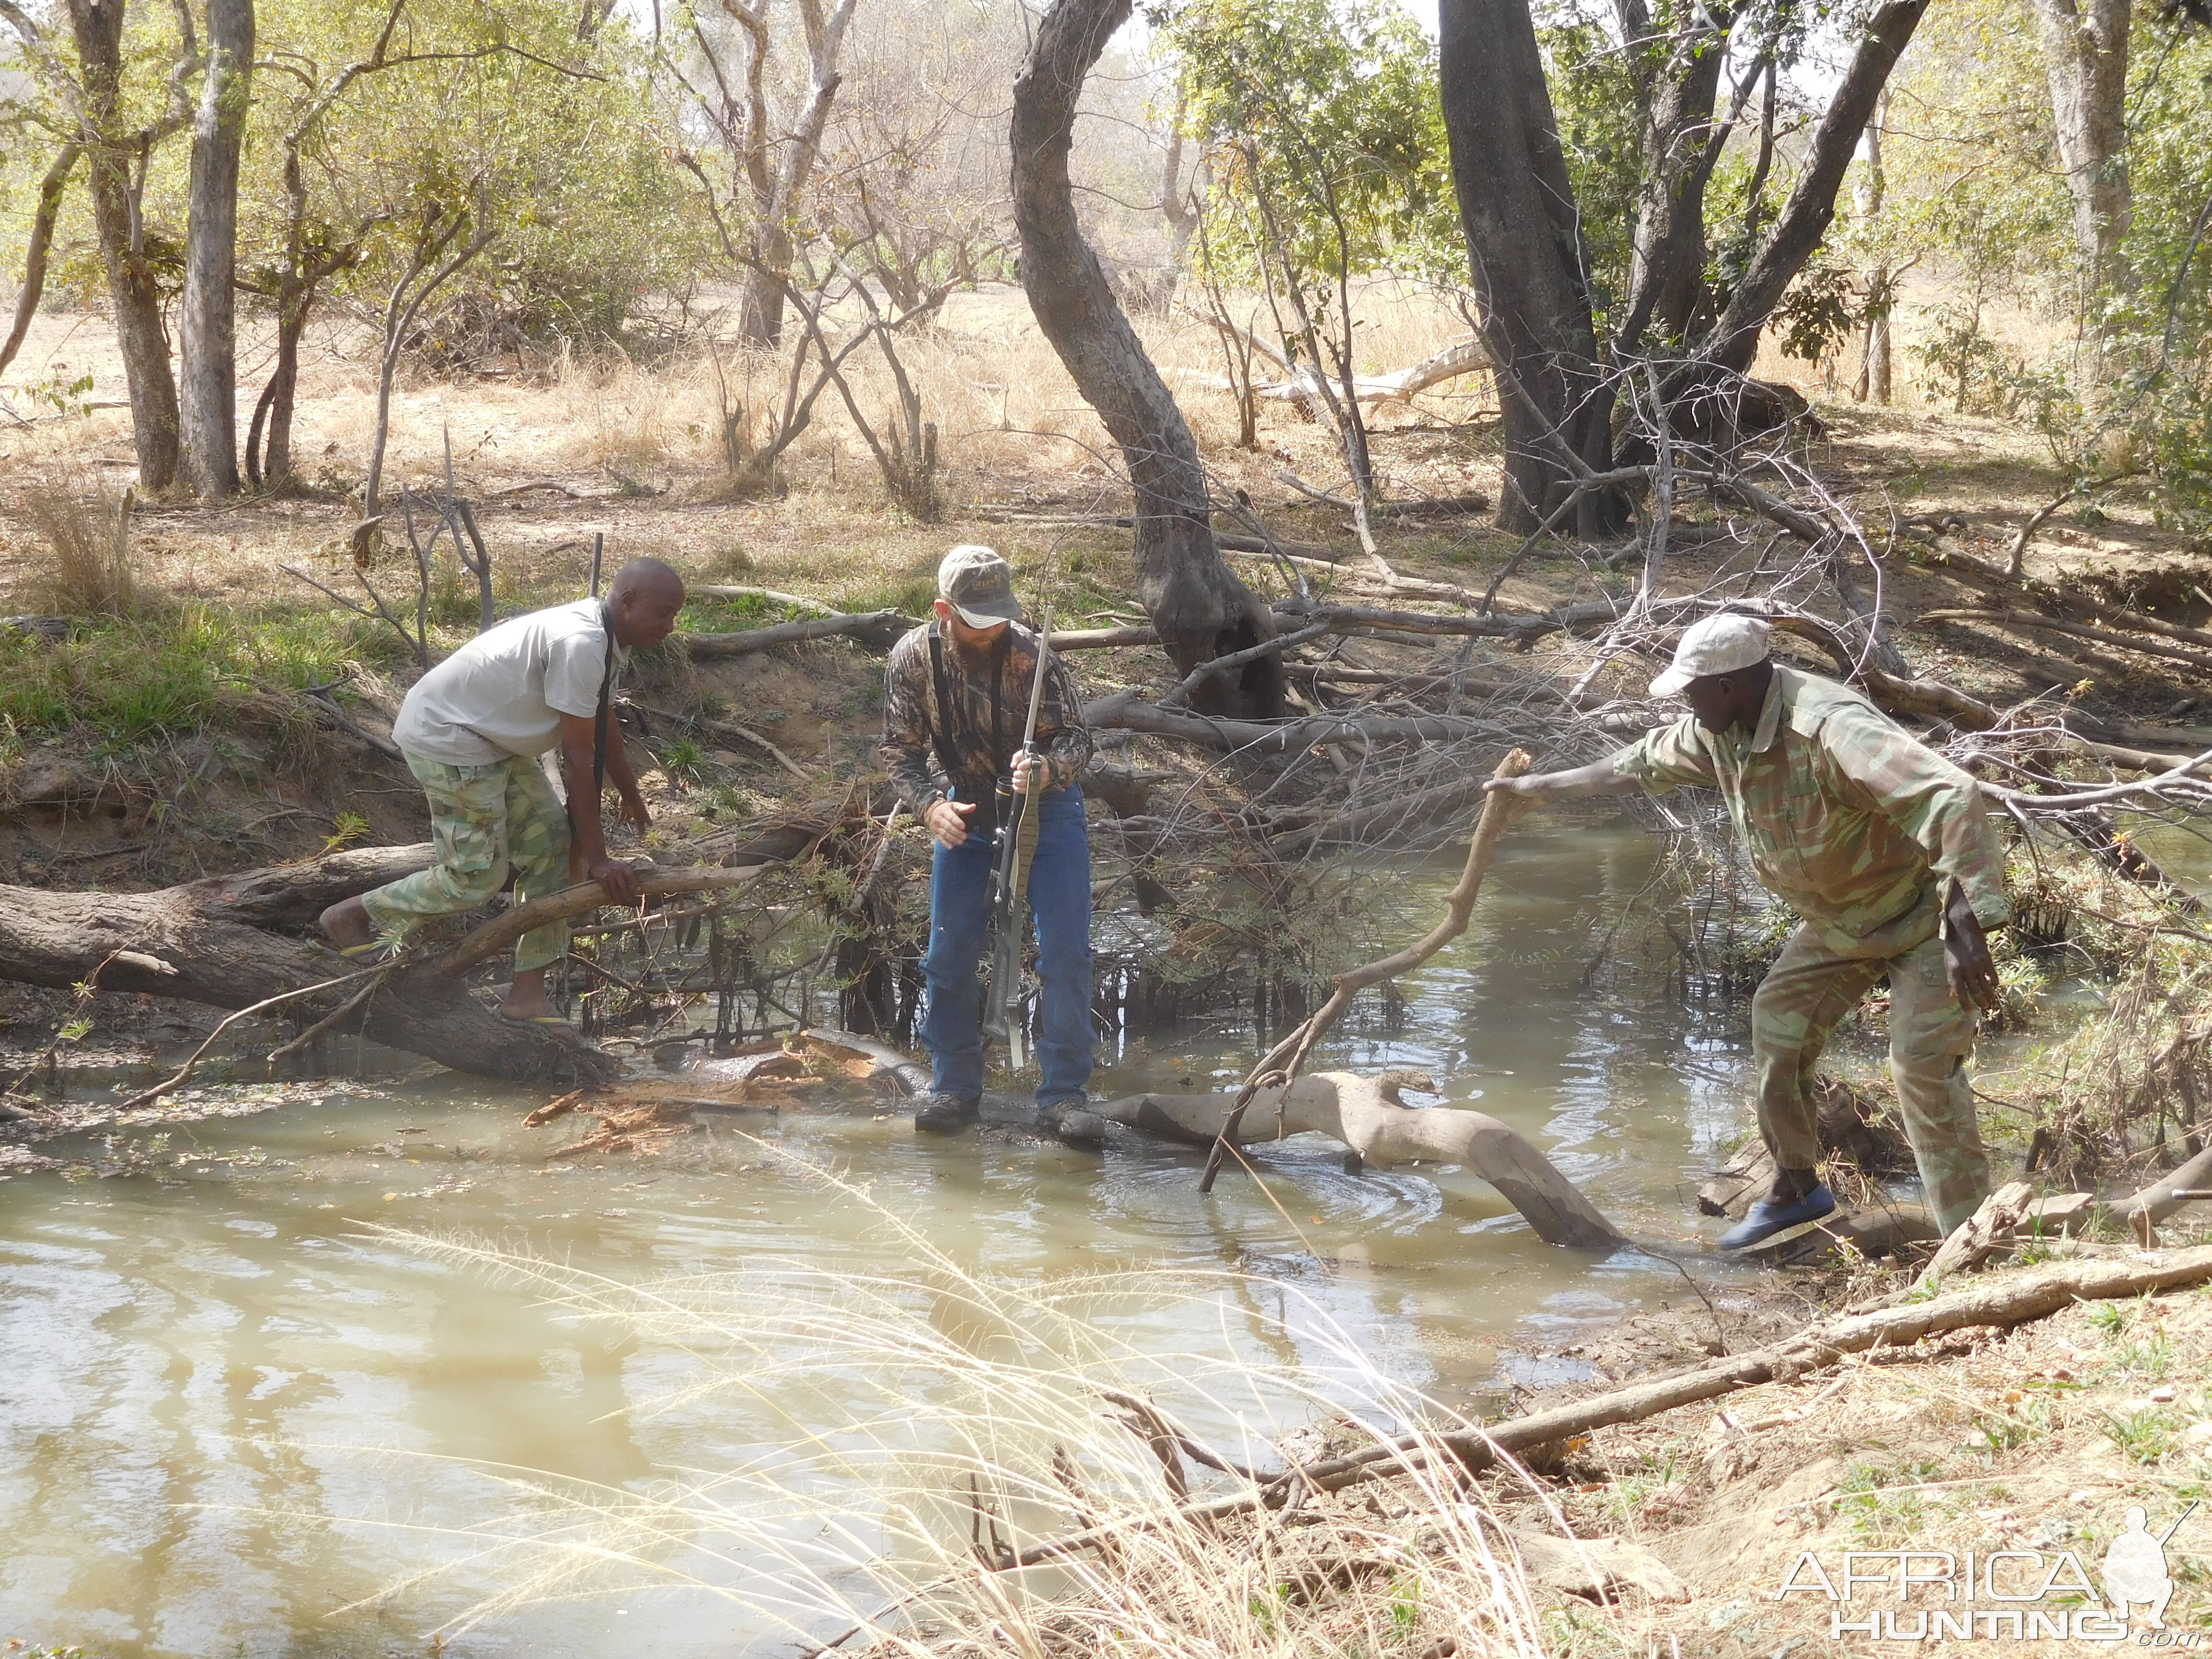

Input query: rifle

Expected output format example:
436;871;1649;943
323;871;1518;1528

980;607;1052;1070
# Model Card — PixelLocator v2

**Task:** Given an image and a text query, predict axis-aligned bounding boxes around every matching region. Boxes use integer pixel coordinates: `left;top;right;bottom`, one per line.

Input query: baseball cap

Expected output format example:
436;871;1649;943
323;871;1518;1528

1649;613;1772;697
937;545;1023;627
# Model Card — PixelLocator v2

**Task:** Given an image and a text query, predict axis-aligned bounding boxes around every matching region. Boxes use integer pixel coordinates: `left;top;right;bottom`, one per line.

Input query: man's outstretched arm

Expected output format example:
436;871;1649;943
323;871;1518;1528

1484;756;1643;802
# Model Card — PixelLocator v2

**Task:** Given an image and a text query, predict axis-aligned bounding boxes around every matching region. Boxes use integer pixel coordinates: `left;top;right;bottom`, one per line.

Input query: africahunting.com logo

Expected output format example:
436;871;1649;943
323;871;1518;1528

1776;1503;2198;1644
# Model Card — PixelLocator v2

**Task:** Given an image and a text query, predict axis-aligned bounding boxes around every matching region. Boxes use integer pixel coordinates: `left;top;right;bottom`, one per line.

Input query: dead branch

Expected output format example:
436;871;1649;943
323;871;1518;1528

631;698;815;781
993;1248;2212;1569
1199;750;1533;1192
438;866;773;974
1082;688;1515;752
1922;608;2212;678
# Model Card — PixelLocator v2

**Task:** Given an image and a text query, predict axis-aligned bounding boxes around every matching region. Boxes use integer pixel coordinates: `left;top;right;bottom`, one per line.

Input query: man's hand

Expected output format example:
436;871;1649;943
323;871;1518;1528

1011;751;1046;795
1944;878;2001;1014
591;855;647;906
617;787;651;831
924;797;977;849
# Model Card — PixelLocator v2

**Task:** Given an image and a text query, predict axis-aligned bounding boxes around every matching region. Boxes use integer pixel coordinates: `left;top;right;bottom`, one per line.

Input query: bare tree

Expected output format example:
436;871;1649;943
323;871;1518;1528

1852;95;1896;406
686;0;859;345
362;195;497;518
1010;0;1283;717
180;0;254;498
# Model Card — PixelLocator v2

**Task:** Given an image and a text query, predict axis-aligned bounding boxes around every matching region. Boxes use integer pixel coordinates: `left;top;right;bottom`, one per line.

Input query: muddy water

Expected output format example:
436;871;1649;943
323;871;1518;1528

0;824;1779;1656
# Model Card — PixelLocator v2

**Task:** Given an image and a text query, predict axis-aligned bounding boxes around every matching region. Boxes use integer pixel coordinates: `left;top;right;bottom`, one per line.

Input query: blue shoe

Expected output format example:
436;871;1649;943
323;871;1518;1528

1719;1183;1837;1250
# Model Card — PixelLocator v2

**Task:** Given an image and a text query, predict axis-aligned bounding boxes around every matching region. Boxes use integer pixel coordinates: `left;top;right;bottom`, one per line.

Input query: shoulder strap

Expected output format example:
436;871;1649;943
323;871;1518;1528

925;625;969;789
593;603;615;797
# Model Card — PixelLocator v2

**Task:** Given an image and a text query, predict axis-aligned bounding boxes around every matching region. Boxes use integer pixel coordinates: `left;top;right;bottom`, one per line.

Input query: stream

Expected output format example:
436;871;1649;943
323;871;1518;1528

0;823;1792;1655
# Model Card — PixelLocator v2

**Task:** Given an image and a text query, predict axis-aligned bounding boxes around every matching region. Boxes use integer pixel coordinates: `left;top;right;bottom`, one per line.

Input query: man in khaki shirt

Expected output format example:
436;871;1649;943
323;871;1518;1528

1491;615;2008;1249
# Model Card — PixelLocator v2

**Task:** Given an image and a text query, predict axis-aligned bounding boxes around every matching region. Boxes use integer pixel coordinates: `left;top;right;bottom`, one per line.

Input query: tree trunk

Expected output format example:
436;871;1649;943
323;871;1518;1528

0;848;614;1086
1010;0;1283;717
2028;0;2133;301
1852;103;1891;405
252;307;305;486
180;0;253;499
1438;0;1617;534
67;0;183;494
1701;0;1928;374
1614;7;1736;355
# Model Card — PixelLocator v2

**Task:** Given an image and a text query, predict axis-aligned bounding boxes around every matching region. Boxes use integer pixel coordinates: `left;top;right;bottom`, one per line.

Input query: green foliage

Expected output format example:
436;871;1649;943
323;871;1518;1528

0;605;371;747
659;736;709;787
1773;265;1862;365
322;810;371;852
1;0;707;354
1534;0;1645;325
1875;0;2212;540
1163;0;1459;297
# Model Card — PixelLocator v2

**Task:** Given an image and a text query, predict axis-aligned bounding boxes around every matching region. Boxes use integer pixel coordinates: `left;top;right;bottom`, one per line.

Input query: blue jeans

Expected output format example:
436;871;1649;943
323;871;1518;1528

921;785;1094;1106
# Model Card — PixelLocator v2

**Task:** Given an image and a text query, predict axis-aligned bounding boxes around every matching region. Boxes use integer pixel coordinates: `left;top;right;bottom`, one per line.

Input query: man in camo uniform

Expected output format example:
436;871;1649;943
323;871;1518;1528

1489;614;2008;1248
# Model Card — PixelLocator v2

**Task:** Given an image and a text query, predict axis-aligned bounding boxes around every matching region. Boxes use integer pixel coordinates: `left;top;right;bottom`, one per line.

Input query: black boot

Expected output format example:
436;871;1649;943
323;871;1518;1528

914;1093;981;1133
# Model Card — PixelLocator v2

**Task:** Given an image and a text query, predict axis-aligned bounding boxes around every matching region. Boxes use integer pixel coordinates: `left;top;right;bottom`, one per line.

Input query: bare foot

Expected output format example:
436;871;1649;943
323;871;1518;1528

319;896;376;950
500;969;557;1022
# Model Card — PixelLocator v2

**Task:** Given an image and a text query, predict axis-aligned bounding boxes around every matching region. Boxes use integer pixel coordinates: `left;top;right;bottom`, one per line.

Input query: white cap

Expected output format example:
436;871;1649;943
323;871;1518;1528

1649;613;1772;697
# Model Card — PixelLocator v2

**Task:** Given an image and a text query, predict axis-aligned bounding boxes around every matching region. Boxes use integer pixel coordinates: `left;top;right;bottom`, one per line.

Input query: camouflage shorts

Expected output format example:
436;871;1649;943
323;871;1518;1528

361;753;573;973
1750;896;1988;1234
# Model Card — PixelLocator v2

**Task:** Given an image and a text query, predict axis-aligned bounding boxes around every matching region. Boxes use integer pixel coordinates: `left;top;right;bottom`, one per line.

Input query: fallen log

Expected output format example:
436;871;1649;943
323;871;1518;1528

1096;1072;1623;1250
1923;607;2212;678
1000;1246;2212;1565
680;609;920;659
0;848;616;1086
1914;1179;2035;1288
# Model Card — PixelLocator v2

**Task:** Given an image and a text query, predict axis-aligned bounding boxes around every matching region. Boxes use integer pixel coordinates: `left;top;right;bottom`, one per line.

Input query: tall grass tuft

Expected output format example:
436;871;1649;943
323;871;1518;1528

339;1154;1560;1656
19;477;134;616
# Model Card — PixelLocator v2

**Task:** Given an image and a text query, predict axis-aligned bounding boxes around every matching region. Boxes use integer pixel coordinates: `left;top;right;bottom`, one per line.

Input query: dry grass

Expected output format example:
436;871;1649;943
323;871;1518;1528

16;474;133;616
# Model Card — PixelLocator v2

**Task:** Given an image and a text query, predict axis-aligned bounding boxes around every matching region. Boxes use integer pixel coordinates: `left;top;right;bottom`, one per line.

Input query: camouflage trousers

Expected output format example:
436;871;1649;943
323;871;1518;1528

1750;892;1989;1234
361;753;573;974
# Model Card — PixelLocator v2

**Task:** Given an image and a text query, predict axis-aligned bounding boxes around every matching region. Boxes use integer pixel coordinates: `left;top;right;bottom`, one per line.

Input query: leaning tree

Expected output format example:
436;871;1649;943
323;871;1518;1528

1010;0;1284;719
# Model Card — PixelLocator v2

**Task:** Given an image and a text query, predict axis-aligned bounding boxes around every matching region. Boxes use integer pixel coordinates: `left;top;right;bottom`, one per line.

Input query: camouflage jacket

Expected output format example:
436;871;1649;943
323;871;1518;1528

879;620;1092;818
1613;665;2011;940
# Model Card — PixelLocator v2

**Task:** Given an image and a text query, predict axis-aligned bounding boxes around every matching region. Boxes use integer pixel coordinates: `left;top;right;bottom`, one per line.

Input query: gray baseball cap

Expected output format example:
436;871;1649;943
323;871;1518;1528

1650;613;1772;696
937;544;1022;627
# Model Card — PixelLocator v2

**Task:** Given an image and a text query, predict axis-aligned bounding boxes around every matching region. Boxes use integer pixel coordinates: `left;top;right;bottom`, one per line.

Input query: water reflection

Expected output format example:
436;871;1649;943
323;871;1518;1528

0;823;1768;1655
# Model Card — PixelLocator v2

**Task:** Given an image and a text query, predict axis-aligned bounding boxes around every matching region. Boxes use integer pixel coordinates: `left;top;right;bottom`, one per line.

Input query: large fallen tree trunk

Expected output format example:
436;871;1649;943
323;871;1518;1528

681;609;920;659
0;818;833;1091
1096;1072;1623;1250
0;846;616;1086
